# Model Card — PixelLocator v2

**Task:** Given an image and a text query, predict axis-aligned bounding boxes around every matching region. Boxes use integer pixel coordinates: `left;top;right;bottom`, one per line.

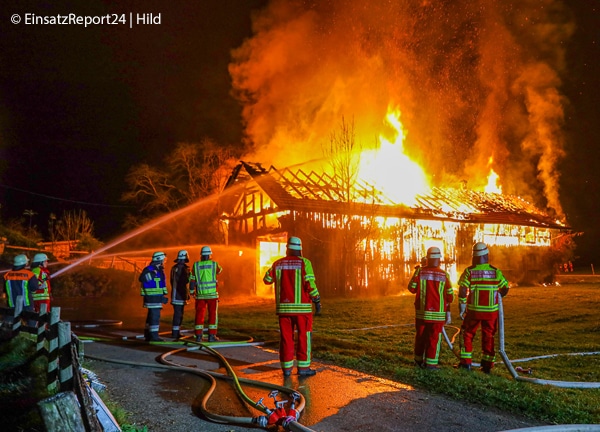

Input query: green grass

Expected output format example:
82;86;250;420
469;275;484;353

213;284;600;425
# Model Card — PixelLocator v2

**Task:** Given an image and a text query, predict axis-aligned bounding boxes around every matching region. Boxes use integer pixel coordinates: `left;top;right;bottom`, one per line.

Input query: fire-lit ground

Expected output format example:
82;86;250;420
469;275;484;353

63;297;543;432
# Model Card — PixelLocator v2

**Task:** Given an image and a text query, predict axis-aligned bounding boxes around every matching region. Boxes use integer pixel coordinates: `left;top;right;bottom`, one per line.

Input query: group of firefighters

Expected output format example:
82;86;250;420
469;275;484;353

139;246;223;343
3;237;508;378
139;238;322;377
2;253;52;316
408;242;509;373
141;237;507;377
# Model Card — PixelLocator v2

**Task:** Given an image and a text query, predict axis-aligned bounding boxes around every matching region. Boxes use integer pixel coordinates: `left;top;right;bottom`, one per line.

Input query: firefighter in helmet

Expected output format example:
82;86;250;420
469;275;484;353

189;246;222;342
30;253;52;313
3;255;38;325
170;250;191;339
457;242;509;373
139;251;169;342
407;246;453;370
263;236;321;377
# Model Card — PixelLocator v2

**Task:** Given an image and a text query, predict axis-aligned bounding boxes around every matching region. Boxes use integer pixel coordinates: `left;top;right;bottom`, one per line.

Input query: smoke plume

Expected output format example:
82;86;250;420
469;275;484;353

229;0;575;218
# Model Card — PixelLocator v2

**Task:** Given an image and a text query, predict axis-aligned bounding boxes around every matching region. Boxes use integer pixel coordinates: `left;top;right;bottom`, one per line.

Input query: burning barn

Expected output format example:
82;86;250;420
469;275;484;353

220;161;570;297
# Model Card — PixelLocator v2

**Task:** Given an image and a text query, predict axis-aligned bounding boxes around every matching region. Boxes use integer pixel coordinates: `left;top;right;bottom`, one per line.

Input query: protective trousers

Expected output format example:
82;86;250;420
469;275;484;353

459;315;498;367
34;299;51;315
194;298;218;337
172;304;185;338
278;314;313;373
144;308;161;341
414;319;444;366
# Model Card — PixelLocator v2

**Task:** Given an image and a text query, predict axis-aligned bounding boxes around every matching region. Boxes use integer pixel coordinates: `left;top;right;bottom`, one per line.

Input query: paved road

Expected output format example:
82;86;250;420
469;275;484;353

80;327;544;432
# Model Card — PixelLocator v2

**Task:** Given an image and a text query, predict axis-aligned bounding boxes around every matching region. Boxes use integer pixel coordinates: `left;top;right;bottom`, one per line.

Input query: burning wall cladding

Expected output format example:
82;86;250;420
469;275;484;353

222;161;564;284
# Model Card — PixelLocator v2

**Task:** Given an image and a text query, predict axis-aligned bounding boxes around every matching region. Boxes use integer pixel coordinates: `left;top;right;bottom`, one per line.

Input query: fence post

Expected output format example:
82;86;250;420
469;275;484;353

36;303;48;353
47;307;61;394
58;321;74;391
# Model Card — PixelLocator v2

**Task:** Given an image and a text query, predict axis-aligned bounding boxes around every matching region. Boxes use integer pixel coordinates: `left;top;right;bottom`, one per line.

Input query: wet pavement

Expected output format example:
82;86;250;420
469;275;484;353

79;325;543;432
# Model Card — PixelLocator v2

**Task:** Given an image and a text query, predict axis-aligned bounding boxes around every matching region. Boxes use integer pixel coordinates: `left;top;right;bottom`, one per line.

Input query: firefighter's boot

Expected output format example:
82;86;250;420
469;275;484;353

171;330;180;339
195;334;203;342
480;360;493;374
298;368;317;376
149;332;164;342
208;334;219;342
456;363;472;371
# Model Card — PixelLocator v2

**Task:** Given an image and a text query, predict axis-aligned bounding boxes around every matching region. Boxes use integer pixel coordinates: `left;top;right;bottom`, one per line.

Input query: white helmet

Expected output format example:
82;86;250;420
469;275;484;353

427;247;442;259
177;250;188;260
287;236;302;251
33;253;49;263
201;246;212;256
13;254;29;266
152;251;166;262
472;242;489;257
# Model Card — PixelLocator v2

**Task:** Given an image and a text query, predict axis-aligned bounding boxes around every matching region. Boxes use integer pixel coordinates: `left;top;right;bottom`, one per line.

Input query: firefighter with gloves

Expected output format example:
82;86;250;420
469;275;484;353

263;236;321;377
3;254;38;320
139;251;169;342
456;242;509;373
407;247;453;370
30;253;52;313
170;250;190;339
189;246;222;342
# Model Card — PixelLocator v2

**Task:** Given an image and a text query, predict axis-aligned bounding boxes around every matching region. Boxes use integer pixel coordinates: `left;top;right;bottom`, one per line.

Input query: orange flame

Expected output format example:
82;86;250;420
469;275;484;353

483;157;502;194
358;107;429;205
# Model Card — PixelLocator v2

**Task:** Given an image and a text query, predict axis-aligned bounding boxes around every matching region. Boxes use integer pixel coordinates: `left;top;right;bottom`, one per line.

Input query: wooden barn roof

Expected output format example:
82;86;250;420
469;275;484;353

222;161;568;230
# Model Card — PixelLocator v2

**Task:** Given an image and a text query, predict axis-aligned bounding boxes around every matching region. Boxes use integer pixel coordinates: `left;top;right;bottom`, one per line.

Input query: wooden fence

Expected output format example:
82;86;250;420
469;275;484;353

0;297;105;432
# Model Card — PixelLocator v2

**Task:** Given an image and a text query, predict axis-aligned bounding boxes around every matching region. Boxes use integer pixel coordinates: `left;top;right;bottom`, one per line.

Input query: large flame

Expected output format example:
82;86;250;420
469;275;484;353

484;157;503;194
358;107;429;205
230;0;575;219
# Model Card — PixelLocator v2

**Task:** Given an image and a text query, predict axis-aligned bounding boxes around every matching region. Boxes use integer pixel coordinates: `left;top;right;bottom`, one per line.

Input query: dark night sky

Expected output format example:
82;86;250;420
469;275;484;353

0;1;599;266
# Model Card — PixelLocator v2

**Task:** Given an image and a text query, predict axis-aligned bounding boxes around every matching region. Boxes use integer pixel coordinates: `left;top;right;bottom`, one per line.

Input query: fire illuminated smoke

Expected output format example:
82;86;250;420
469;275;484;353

229;0;575;217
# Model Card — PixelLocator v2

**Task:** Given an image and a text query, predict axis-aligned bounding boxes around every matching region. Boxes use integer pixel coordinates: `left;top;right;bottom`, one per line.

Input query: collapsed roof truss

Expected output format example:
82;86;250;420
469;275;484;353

222;161;568;230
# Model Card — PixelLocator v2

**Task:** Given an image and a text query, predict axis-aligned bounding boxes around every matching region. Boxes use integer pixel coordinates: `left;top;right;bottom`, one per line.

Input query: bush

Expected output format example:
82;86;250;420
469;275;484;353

52;266;137;298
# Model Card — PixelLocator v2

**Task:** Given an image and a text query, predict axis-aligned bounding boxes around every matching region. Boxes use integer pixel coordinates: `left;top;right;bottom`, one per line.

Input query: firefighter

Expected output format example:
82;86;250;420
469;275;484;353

407;247;453;370
139;251;169;342
189;246;222;342
457;242;509;373
30;253;52;313
263;236;321;377
3;254;38;324
170;250;191;339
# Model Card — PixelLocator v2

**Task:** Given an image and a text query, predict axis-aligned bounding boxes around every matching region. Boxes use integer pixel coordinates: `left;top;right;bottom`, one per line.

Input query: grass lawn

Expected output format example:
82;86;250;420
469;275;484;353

213;284;600;425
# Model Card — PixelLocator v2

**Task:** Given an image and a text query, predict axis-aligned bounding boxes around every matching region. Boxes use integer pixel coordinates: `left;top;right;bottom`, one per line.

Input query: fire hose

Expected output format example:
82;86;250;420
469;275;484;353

441;297;600;389
83;335;318;431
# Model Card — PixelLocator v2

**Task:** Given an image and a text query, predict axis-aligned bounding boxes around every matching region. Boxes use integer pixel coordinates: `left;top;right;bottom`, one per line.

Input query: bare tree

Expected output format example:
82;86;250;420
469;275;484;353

121;163;178;213
322;117;359;202
320;117;376;294
168;139;238;203
23;209;37;229
55;209;95;241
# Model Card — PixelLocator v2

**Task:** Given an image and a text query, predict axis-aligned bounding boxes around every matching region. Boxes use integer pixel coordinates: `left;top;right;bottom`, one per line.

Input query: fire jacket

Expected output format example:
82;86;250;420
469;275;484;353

3;268;38;308
263;255;320;315
458;263;509;315
408;266;454;321
31;266;52;302
139;264;167;308
189;260;222;300
170;262;190;305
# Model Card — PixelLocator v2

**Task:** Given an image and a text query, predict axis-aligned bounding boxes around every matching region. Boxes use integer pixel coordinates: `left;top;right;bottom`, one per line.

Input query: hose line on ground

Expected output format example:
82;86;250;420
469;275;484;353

497;296;600;389
441;300;600;388
84;337;316;431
